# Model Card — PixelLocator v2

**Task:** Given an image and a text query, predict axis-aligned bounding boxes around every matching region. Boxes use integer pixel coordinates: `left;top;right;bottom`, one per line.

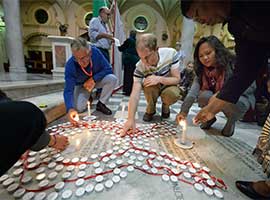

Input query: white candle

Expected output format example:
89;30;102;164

179;120;187;143
87;101;91;117
121;104;125;118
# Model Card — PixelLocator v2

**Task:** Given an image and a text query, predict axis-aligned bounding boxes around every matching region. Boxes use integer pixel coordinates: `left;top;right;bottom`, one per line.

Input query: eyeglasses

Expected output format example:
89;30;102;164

103;12;111;17
144;51;156;63
75;54;89;63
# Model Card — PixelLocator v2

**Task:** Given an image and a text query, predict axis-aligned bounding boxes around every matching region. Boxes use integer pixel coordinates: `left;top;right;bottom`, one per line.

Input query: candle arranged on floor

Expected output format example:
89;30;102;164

174;120;193;149
179;120;187;144
87;101;91;117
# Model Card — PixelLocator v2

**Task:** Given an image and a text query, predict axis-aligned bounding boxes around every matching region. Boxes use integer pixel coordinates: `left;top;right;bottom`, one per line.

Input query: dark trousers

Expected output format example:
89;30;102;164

97;47;110;63
123;64;135;95
0;101;47;175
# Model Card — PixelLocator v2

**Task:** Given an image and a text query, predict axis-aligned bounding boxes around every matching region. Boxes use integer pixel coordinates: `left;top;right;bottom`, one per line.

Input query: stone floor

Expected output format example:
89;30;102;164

0;73;266;200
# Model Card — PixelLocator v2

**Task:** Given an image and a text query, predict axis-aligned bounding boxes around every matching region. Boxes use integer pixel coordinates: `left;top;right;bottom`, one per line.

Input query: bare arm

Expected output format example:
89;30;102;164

144;67;180;87
127;81;142;121
96;32;114;41
121;81;142;136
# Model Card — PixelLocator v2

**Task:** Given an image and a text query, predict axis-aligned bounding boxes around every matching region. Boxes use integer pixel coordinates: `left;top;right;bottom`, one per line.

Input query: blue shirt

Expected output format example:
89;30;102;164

64;46;113;111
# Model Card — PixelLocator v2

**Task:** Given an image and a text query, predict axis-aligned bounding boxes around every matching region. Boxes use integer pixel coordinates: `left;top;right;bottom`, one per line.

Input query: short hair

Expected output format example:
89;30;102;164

99;6;109;14
136;33;157;51
180;0;193;18
71;37;89;51
129;30;137;38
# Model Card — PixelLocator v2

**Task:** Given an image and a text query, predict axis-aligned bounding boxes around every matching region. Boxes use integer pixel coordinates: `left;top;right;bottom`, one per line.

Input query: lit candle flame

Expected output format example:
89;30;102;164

74;114;79;122
179;120;186;130
76;139;81;148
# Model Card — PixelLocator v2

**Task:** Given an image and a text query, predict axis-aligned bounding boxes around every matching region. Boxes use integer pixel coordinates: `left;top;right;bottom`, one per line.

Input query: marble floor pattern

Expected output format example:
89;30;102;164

52;91;264;199
0;83;265;200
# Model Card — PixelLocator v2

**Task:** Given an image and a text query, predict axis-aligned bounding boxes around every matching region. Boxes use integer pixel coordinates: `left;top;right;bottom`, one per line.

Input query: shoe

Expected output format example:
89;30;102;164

96;101;112;115
236;181;270;200
161;104;170;119
143;112;155;122
221;117;235;137
200;117;217;129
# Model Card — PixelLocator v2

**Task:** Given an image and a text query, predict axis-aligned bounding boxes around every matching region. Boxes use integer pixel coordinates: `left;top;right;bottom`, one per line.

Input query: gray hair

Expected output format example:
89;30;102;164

71;37;90;51
136;33;157;51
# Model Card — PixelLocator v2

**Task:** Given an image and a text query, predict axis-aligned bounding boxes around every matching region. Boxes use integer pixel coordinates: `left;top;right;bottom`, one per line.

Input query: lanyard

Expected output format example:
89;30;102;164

80;59;93;77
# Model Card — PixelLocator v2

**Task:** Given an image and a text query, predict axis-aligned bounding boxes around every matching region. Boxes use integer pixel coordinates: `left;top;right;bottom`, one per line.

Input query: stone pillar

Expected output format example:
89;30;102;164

180;17;195;65
3;0;25;73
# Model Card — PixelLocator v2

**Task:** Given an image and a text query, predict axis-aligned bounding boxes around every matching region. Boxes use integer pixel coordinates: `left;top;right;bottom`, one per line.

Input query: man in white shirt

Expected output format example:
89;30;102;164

121;33;181;136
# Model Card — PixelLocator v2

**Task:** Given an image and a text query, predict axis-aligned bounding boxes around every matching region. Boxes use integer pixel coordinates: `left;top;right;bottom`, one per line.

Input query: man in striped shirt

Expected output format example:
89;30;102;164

121;33;181;136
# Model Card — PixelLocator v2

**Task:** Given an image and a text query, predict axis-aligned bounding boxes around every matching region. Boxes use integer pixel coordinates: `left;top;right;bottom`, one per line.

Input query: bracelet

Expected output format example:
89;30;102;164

48;135;57;147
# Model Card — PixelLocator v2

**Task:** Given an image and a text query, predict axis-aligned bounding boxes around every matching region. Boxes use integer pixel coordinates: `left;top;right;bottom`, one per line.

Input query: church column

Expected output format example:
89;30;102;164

180;17;195;65
3;0;25;73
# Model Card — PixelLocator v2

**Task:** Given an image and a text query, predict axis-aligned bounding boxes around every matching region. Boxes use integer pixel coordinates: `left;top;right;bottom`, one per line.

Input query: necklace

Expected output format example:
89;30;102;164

80;59;93;77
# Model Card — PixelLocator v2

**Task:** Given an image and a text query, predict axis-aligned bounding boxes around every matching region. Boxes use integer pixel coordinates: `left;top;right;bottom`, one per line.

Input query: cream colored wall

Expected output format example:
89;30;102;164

20;1;92;61
0;0;236;69
121;3;170;47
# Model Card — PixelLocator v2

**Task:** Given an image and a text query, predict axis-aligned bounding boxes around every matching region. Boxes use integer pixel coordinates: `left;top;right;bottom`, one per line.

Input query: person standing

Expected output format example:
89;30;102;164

88;6;114;62
118;30;140;96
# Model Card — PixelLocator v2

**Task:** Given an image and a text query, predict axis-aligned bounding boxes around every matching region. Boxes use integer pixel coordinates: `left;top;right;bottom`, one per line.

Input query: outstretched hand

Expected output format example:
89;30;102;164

176;112;187;124
68;109;79;125
120;119;136;137
193;96;225;124
49;135;69;151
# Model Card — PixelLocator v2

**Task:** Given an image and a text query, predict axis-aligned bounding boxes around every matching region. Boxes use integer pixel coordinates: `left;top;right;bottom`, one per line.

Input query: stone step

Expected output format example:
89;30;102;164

22;91;66;124
0;79;64;100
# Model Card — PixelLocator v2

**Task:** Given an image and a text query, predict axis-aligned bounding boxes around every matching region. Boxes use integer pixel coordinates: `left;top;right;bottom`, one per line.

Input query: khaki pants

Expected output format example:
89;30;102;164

143;84;180;114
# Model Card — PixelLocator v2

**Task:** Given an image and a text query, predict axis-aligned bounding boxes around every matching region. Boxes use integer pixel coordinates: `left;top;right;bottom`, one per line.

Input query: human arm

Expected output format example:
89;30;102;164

63;61;77;112
118;39;129;52
143;67;180;87
83;77;96;92
89;18;113;42
176;76;200;123
92;47;113;82
120;81;142;136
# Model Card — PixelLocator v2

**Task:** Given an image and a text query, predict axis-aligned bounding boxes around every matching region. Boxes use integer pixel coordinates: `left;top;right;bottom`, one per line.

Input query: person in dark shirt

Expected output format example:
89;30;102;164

118;30;140;96
0;90;69;176
180;1;270;199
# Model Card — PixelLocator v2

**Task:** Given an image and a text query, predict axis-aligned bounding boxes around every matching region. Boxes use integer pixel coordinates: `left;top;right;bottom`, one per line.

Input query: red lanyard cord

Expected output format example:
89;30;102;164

80;59;93;77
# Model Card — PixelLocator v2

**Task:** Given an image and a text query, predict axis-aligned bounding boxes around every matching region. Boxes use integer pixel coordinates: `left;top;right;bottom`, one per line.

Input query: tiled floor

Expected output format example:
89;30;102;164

0;73;265;199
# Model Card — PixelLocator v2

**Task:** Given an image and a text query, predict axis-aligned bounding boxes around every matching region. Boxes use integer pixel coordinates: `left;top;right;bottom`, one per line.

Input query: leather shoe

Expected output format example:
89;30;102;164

96;101;112;115
162;111;170;119
200;117;217;129
221;117;235;137
236;181;270;200
161;104;170;119
143;112;155;122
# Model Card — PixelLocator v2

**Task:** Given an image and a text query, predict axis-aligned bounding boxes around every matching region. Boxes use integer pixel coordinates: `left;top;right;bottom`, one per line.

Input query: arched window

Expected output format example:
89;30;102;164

35;9;48;24
85;12;93;26
134;16;148;32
